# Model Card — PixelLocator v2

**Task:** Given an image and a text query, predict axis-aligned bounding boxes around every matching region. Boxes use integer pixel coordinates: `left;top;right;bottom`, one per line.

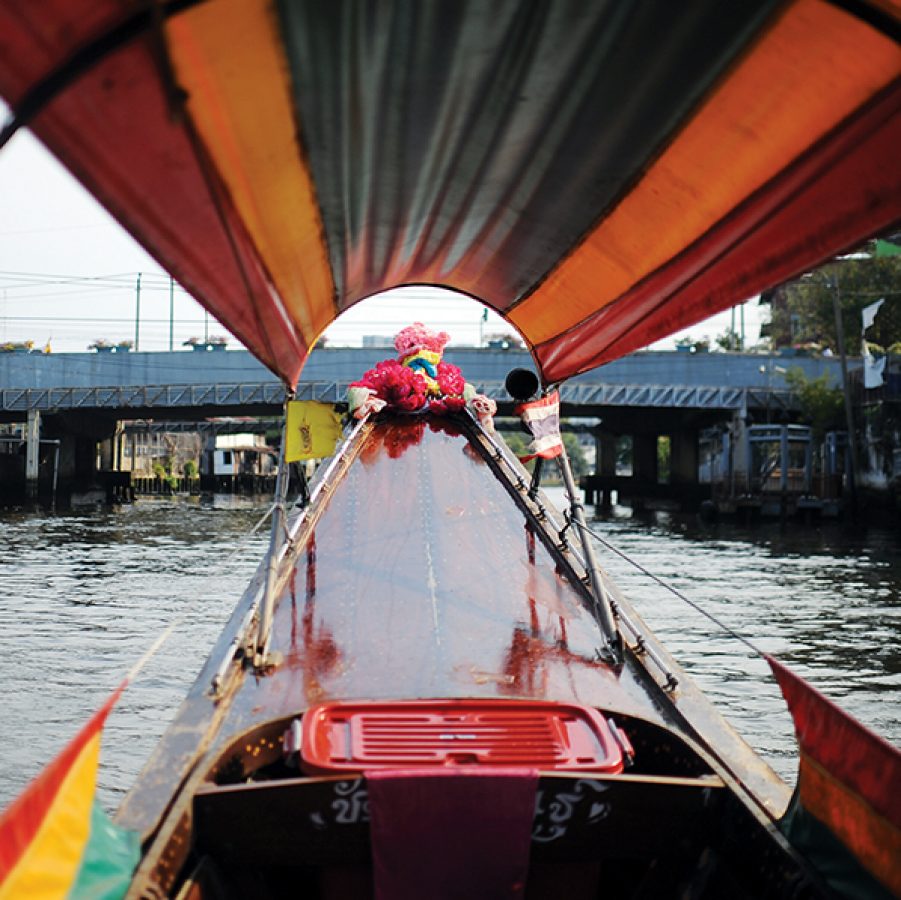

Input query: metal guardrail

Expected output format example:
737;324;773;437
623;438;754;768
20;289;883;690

0;383;283;411
0;382;323;411
560;383;747;409
0;380;797;414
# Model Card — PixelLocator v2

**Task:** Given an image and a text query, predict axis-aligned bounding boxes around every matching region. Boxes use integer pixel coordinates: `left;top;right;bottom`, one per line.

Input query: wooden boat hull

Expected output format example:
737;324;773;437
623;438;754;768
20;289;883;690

118;415;833;898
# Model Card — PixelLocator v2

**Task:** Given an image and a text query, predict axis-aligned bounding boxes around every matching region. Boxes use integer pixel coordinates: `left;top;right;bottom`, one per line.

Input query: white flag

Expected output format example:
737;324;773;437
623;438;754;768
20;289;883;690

861;298;884;332
862;339;885;389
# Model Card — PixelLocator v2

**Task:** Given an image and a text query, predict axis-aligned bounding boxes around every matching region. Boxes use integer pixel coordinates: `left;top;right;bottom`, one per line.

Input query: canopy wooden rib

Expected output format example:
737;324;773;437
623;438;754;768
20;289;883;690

0;0;898;386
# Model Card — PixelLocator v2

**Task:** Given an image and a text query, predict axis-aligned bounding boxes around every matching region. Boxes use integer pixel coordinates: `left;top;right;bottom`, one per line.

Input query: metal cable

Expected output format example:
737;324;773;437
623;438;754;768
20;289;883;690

571;518;764;658
122;499;276;693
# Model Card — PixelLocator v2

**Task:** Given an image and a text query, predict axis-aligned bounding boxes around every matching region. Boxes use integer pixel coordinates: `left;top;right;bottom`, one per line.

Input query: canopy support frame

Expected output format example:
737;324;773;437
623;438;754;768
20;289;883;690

554;435;623;663
253;397;292;669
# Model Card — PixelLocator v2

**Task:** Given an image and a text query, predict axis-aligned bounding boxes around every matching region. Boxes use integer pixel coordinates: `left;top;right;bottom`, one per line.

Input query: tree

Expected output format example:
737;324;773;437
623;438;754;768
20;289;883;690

714;328;742;351
502;430;530;461
500;427;587;478
766;249;900;352
562;433;588;480
484;331;525;350
675;335;710;353
657;436;670;483
783;367;844;437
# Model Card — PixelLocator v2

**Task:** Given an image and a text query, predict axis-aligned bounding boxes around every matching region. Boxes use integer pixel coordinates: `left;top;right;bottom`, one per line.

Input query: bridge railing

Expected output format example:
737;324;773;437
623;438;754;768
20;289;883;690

1;380;796;414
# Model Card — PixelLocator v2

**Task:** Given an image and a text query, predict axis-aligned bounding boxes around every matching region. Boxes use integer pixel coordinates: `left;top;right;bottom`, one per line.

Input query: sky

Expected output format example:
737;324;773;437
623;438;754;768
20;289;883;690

0;120;765;357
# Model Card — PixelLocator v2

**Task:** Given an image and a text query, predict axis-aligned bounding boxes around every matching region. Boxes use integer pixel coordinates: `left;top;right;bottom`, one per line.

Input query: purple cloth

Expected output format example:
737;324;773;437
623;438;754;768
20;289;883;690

367;767;538;900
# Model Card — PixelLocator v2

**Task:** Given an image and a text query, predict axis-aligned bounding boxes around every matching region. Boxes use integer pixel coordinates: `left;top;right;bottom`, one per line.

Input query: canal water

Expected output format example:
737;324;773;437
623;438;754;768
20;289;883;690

1;493;898;813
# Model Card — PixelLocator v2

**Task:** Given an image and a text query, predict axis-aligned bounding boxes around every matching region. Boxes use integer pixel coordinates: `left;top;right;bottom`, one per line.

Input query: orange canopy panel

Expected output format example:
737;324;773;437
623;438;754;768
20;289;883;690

0;0;898;386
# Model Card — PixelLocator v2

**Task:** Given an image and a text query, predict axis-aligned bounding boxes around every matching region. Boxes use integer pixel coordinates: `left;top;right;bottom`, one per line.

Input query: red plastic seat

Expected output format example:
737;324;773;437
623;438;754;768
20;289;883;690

300;699;625;775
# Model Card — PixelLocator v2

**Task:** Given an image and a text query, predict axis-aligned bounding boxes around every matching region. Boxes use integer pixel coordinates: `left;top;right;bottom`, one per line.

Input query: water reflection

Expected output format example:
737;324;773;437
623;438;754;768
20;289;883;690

577;497;901;778
1;490;897;815
286;534;341;705
0;498;270;810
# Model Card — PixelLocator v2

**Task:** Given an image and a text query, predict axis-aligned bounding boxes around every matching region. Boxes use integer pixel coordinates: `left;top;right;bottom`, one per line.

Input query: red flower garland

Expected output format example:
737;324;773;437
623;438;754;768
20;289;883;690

348;327;481;419
351;359;429;412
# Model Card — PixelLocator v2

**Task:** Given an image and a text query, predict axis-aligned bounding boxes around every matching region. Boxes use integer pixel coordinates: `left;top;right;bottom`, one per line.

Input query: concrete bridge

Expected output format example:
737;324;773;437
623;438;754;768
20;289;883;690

0;347;850;504
1;346;845;418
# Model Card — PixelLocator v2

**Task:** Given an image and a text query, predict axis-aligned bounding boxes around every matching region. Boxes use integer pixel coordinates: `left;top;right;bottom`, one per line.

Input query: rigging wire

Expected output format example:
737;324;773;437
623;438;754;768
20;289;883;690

115;499;276;697
570;517;765;659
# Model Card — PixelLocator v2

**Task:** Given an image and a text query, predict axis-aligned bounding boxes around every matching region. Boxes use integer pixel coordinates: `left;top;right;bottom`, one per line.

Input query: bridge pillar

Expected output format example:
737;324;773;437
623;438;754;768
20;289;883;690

670;429;699;486
98;433;116;472
632;434;658;482
598;433;617;477
42;411;119;494
113;423;125;472
590;430;618;508
631;434;658;510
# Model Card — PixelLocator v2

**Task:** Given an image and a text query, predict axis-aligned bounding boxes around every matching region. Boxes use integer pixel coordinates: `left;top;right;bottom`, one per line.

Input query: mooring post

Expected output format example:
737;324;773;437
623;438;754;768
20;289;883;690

780;425;789;493
831;271;859;518
51;441;60;507
25;409;41;498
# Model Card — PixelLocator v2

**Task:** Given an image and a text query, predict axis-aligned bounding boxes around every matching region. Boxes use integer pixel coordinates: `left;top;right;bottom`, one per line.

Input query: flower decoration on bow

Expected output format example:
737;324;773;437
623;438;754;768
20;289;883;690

347;322;496;430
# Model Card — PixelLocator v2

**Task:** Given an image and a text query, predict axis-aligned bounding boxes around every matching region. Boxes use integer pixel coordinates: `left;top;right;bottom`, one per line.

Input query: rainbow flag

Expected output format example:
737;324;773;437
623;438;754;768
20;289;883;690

0;684;140;899
768;656;901;899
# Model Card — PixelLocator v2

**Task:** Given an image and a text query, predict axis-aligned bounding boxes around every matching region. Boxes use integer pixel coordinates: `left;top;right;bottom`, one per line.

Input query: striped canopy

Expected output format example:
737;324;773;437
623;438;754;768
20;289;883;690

0;1;899;387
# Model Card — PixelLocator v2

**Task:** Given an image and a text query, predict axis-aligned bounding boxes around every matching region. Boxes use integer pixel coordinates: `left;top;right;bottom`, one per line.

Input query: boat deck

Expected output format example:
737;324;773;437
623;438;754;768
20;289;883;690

224;417;663;735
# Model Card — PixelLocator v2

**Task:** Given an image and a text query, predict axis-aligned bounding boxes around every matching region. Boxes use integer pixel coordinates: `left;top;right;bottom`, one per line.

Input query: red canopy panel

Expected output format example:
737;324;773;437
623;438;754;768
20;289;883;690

536;78;901;381
0;0;310;386
0;0;898;387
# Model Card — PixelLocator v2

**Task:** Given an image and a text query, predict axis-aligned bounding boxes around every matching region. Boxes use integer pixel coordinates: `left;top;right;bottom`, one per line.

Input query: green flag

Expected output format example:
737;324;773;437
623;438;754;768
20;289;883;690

874;239;901;257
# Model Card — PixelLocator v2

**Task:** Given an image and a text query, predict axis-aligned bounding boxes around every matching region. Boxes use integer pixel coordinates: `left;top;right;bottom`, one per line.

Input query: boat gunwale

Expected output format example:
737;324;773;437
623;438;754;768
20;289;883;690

115;417;376;837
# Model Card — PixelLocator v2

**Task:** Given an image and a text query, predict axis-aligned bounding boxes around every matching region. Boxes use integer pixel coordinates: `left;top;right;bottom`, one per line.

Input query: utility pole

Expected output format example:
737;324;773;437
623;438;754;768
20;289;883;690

831;269;859;517
169;276;175;352
134;272;142;351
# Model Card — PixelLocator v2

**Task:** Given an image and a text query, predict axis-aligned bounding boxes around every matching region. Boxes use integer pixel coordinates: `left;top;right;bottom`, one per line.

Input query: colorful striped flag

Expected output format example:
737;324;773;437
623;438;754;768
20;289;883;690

0;683;140;899
514;391;564;462
768;656;901;899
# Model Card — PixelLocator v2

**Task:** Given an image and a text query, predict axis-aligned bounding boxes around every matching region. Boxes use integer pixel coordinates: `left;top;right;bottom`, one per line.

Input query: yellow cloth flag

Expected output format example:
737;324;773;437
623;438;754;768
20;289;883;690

284;400;343;462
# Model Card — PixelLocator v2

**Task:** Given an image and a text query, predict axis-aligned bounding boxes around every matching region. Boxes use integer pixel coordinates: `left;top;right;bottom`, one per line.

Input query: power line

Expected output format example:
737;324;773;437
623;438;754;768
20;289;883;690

0;268;173;282
1;316;218;324
0;224;114;236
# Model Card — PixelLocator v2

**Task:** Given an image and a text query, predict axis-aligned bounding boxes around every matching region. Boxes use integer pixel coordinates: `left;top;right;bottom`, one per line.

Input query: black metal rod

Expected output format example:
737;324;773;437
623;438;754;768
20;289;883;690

555;446;622;660
254;407;290;667
831;270;859;517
